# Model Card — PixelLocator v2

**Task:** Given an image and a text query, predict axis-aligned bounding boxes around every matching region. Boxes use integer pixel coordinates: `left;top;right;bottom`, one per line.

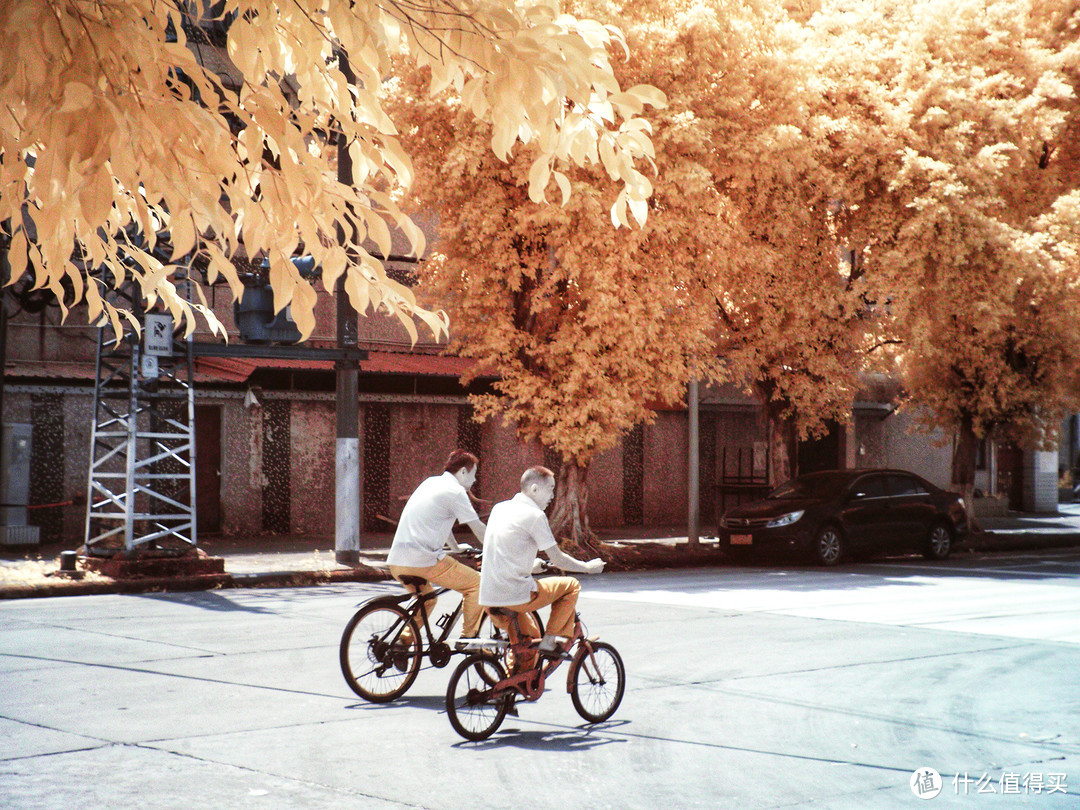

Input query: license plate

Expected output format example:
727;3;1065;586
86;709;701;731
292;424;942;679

730;534;753;545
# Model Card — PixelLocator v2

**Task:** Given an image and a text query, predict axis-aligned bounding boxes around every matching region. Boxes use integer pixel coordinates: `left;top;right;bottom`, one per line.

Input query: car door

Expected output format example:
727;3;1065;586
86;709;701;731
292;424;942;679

839;473;893;552
885;473;934;550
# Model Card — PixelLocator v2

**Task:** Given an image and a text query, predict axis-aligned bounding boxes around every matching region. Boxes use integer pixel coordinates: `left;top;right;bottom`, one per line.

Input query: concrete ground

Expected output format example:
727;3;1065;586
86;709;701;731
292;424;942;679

3;504;1080;598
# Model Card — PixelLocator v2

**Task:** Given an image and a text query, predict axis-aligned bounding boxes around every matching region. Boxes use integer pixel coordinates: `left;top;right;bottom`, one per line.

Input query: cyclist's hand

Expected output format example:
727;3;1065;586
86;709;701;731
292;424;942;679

457;546;482;560
531;557;546;574
584;558;605;575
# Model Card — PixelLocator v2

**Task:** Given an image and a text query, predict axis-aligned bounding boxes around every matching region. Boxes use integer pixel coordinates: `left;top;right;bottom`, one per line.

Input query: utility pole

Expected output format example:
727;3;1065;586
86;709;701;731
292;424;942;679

334;47;361;566
0;234;8;497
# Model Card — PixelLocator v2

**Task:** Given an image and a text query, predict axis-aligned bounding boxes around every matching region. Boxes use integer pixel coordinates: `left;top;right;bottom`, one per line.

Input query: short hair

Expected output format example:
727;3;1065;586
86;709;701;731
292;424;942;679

445;449;479;475
520;465;555;491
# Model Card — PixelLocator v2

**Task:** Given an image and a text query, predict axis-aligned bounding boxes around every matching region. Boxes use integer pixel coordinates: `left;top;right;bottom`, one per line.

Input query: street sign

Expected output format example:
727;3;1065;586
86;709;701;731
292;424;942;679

144;313;173;356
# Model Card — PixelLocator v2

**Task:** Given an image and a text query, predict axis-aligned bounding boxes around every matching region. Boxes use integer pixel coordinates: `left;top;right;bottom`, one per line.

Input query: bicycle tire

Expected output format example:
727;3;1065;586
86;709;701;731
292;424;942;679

339;604;422;702
446;653;509;741
569;640;625;723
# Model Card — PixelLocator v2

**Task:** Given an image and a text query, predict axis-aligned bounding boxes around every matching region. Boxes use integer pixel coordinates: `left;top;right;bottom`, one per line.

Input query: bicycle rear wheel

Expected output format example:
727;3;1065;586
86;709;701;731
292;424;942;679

445;653;508;741
340;604;421;702
569;641;625;723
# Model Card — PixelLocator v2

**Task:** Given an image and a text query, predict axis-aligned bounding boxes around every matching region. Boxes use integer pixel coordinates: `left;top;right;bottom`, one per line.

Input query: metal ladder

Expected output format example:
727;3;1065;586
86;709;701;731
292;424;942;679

83;283;197;555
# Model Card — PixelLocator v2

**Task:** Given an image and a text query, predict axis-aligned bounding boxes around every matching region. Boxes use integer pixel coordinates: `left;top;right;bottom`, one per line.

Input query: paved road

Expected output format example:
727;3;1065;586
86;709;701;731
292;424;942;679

2;551;1078;809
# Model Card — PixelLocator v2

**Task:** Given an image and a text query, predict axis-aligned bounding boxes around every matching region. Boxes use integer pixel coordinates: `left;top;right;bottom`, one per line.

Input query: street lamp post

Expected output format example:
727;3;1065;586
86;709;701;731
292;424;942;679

334;48;361;566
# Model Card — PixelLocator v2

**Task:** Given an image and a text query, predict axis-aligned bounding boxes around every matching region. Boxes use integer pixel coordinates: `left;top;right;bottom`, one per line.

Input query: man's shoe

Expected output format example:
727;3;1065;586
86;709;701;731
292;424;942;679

538;634;572;654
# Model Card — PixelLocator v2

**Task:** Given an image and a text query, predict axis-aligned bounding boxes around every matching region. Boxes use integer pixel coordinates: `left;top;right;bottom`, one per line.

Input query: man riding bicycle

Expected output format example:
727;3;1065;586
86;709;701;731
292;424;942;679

479;465;604;671
387;450;486;643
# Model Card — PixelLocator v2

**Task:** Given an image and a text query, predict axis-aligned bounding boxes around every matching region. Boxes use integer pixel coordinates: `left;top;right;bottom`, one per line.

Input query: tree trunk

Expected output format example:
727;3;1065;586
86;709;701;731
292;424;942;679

548;459;604;558
766;412;796;485
951;415;979;511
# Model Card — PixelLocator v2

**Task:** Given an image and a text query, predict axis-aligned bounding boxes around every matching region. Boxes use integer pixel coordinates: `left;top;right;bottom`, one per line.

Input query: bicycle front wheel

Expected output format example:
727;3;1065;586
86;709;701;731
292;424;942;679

340;604;421;702
446;653;508;741
569;641;625;723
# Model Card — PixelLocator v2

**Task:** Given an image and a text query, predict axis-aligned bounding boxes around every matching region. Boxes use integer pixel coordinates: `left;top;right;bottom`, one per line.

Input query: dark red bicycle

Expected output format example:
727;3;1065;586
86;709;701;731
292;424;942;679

445;608;625;741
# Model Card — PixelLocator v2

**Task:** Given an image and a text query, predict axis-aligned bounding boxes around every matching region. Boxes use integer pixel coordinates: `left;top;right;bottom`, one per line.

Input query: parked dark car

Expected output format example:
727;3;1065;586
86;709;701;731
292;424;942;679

718;469;969;566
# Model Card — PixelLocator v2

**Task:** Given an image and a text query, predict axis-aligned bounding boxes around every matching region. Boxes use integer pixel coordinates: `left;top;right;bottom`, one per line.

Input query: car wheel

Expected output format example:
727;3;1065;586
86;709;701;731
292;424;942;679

812;525;843;566
924;522;953;561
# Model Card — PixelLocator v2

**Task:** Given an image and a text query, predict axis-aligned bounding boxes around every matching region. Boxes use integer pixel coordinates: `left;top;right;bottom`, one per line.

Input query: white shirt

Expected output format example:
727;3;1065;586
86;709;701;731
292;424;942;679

479;492;558;606
386;472;480;568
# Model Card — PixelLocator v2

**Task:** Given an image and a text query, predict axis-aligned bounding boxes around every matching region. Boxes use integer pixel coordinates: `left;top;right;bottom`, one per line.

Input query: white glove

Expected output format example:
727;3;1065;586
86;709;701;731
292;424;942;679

531;558;546;574
584;558;604;575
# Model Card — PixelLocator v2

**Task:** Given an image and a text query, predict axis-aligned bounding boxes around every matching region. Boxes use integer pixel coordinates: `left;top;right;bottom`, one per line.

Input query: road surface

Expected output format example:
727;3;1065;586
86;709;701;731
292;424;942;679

2;550;1078;808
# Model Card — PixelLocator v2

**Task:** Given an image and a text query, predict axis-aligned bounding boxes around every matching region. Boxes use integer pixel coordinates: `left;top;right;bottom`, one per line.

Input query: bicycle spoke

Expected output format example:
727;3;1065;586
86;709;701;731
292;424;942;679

340;605;421;702
570;642;625;723
446;655;508;741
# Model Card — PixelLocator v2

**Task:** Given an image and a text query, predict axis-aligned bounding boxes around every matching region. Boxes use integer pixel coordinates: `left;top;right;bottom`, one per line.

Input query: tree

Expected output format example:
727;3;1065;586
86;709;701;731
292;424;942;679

390;0;881;548
391;86;719;552
583;0;889;487
0;0;661;342
802;0;1080;494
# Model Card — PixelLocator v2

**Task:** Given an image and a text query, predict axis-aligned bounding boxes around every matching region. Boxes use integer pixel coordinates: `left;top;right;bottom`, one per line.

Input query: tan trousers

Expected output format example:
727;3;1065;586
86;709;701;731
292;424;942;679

487;576;581;640
389;556;483;638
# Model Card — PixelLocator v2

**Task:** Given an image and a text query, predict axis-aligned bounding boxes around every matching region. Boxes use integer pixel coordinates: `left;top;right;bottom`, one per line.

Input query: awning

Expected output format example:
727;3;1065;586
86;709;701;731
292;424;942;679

3;360;98;380
192;350;476;384
7;350;481;386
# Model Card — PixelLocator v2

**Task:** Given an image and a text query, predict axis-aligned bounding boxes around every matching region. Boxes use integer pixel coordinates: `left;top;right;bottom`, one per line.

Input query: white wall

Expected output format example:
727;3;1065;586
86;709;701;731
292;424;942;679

854;407;953;490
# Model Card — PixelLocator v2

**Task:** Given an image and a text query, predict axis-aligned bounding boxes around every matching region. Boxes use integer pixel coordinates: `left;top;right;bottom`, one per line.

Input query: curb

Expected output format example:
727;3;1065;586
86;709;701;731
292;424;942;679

0;565;390;600
968;533;1080;553
2;535;1077;600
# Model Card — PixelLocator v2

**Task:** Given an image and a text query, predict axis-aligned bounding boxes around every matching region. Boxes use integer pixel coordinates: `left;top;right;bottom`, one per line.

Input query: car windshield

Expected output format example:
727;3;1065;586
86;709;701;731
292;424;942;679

767;472;850;500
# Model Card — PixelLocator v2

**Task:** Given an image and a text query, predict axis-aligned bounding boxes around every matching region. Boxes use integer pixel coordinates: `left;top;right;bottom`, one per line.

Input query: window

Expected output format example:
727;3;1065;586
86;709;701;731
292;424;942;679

887;474;927;497
851;475;887;499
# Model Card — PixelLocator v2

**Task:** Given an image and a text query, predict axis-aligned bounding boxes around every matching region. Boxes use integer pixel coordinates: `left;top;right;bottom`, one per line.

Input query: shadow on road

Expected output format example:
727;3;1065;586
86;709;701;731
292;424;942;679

453;719;630;751
343;694;447;713
135;590;280;614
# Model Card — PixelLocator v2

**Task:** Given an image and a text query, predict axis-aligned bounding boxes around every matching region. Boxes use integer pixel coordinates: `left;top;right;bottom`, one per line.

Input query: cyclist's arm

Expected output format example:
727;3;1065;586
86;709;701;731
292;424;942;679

542;545;604;574
446;519;486;552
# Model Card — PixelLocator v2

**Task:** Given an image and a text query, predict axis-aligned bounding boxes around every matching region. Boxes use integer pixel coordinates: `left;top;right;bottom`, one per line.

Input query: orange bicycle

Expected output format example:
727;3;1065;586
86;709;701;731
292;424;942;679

445;609;625;741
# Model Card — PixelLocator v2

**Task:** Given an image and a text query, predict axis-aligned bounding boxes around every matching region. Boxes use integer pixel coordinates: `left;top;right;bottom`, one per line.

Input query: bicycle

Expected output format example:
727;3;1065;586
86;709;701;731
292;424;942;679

339;549;544;703
445;607;625;741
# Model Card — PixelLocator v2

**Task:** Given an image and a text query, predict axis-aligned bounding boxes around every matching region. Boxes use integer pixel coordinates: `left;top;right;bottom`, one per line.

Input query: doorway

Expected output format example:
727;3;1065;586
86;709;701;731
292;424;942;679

798;420;841;475
195;405;222;534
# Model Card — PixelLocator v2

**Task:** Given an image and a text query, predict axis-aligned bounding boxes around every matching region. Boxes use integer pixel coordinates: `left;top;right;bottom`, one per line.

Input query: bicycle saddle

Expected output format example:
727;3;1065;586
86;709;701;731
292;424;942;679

398;575;428;588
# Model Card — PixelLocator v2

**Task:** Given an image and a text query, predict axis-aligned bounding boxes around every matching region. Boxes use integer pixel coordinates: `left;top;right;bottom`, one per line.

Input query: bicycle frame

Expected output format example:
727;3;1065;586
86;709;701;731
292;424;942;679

488;619;591;703
353;585;463;661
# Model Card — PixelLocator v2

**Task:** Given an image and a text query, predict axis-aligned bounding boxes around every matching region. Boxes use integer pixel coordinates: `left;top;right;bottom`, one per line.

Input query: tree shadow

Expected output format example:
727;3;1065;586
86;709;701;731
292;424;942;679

135;589;278;614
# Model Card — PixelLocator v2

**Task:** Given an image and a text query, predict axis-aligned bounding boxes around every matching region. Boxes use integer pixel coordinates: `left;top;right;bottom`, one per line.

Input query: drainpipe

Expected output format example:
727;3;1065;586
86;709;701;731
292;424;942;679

688;379;700;547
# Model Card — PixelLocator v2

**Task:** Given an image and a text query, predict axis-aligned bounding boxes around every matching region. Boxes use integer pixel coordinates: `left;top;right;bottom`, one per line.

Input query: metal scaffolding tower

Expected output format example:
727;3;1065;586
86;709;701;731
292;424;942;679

84;284;197;556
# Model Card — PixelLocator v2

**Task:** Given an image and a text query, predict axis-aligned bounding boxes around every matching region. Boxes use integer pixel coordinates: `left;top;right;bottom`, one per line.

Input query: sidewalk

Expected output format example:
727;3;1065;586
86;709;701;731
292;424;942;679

3;507;1080;599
